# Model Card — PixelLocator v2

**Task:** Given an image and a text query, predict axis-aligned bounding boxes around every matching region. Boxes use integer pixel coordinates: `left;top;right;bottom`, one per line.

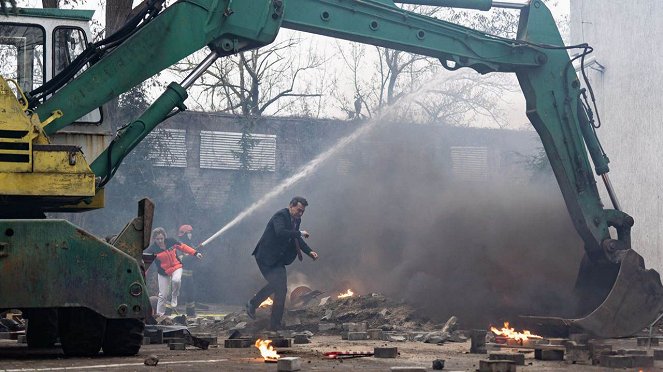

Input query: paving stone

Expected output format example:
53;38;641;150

347;332;369;341
588;342;612;365
389;367;426;372
145;329;163;344
271;338;292;348
293;334;310;344
637;337;659;346
617;348;647;355
169;342;185;350
478;359;516;372
535;348;564;361
374;347;398;358
489;351;525;365
565;343;590;365
653;348;663;360
432;359;445;370
367;328;383;340
277;357;301;371
224;338;253;348
597;354;654;368
470;329;487;354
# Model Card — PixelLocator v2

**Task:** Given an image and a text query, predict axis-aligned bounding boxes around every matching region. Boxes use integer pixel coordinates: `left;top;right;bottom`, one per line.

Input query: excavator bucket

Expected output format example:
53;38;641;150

523;249;663;338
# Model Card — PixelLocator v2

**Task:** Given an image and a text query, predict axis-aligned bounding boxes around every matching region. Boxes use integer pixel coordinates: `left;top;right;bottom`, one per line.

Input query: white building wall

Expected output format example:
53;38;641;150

570;0;663;271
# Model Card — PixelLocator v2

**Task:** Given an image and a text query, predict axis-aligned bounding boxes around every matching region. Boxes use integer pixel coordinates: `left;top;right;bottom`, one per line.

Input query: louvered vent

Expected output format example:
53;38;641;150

450;146;488;181
146;129;187;168
200;131;276;171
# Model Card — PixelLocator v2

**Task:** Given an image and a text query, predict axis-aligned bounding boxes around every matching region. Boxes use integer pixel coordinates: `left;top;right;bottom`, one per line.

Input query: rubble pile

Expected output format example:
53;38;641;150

196;293;471;345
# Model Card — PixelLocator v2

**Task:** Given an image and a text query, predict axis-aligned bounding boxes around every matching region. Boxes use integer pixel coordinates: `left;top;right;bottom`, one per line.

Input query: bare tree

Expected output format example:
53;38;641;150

171;35;325;117
331;4;528;127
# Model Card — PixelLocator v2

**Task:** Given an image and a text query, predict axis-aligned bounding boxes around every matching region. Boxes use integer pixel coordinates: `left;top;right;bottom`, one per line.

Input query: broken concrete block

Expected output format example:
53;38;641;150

144;328;163;344
277;357;301;372
367;329;383;340
197;336;217;346
347;332;369;341
374;346;398;358
380;308;390;317
588;342;612;364
341;331;348;340
478;360;516;372
271;338;293;348
17;335;26;344
142;337;151;345
470;329;487;354
144;355;159;366
169;342;185;350
535;349;564;361
293;334;310;344
224;338;253;348
321;309;333;321
568;333;590;345
632;355;655;368
389;368;426;372
432;359;445;370
0;333;11;340
489;352;525;365
318;322;335;331
565;343;590;365
598;355;653;369
617;349;647;355
653;348;663;360
319;296;331;306
637;337;659;346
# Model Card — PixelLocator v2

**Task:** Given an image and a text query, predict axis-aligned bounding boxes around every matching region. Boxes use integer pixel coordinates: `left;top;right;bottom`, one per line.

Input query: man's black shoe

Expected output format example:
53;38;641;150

246;300;256;320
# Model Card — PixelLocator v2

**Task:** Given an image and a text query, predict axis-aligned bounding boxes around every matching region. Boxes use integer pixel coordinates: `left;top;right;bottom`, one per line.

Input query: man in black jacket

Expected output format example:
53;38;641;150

246;196;319;330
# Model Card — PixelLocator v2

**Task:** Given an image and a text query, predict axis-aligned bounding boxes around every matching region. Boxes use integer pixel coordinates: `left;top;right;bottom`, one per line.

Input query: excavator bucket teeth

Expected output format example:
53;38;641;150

573;249;663;338
522;250;663;338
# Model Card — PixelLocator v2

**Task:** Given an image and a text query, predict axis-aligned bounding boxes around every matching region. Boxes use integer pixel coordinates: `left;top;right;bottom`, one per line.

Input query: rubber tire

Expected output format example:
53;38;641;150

102;318;145;356
25;309;58;348
58;308;106;357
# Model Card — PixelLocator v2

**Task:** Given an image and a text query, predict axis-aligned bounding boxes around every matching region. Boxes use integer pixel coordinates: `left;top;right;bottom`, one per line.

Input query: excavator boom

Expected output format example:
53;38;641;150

0;0;661;357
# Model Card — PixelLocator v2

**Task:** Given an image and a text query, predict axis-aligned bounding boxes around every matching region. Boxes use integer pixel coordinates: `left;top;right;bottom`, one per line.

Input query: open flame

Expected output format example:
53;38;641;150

255;338;279;362
259;297;273;308
490;322;543;342
337;289;354;298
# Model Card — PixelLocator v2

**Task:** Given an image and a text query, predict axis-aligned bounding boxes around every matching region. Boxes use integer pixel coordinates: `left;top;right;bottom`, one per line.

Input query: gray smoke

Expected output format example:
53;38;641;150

205;120;584;328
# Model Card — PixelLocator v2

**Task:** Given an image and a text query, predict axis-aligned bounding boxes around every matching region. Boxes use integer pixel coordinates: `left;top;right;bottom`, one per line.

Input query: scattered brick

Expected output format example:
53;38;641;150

277;357;301;371
374;347;398;358
489;351;525;365
478;359;516;372
432;359;445;370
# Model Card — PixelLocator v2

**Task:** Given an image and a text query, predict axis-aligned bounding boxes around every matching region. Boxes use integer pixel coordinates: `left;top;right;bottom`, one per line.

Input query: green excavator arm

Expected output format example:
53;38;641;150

24;0;663;337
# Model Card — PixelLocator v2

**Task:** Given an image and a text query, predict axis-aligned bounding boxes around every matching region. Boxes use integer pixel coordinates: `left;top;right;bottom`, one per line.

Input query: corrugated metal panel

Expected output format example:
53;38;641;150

146;129;187;168
451;146;488;181
200;131;276;171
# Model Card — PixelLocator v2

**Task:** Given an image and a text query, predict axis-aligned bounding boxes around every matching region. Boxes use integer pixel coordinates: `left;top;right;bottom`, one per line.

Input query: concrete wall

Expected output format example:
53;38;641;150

570;0;663;271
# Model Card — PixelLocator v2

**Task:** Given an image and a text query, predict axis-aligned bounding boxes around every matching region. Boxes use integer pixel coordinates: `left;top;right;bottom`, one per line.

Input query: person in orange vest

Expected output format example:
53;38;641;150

145;227;202;316
177;224;200;317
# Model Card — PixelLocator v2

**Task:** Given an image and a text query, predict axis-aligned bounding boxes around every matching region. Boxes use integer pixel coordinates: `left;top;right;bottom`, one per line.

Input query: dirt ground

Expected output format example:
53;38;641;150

1;334;662;371
2;303;663;371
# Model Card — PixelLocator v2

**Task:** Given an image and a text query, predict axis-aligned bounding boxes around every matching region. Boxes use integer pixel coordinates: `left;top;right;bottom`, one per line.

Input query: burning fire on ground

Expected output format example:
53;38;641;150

490;321;543;342
255;339;279;362
337;289;354;298
259;297;273;308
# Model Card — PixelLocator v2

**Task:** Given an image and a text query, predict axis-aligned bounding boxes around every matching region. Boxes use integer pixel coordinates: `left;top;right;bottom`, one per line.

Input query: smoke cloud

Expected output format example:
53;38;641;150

204;120;584;329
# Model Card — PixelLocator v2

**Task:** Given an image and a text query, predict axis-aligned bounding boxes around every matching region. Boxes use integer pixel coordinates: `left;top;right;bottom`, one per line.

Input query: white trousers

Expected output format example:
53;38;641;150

156;268;183;316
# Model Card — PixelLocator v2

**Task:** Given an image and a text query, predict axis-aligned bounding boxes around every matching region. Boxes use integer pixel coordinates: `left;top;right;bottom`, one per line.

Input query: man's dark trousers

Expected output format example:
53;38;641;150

250;259;287;330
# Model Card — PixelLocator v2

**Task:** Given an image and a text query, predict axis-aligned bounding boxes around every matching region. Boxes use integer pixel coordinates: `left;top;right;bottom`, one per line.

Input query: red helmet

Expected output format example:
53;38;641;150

178;224;193;236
